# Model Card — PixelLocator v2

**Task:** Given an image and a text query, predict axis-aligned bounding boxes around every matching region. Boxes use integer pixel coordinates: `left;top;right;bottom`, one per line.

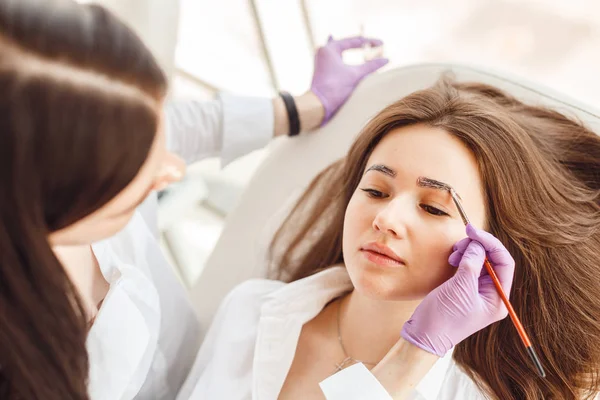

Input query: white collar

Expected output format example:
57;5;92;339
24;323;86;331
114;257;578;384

261;266;353;317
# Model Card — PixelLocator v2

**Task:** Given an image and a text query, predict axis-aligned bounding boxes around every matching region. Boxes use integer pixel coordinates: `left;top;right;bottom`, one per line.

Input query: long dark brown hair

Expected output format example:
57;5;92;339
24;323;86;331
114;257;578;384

0;0;167;398
269;77;600;399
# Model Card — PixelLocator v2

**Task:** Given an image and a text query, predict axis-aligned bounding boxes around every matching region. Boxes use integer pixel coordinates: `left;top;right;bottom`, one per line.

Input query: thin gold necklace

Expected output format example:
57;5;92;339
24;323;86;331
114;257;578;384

335;297;378;372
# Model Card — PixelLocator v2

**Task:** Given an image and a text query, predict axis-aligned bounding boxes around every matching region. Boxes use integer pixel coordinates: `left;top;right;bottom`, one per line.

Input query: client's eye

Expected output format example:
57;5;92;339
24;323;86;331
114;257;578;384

420;204;449;217
360;188;388;199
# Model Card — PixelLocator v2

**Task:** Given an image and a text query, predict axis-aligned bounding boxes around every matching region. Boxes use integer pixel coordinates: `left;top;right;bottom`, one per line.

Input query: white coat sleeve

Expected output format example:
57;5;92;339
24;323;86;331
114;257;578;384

319;363;393;400
164;93;274;167
319;358;489;400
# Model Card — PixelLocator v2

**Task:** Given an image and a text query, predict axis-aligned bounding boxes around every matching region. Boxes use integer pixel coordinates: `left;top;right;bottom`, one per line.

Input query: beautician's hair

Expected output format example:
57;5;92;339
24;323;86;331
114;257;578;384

270;77;600;399
0;0;167;399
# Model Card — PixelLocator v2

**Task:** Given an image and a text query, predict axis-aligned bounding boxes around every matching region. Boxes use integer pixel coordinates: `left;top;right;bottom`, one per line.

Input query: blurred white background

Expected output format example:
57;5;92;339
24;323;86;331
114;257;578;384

77;0;600;285
178;0;600;105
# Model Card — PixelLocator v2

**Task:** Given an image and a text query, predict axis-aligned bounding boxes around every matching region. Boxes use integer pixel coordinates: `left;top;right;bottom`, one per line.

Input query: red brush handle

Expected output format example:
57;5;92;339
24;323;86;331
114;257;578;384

483;258;546;378
483;258;531;347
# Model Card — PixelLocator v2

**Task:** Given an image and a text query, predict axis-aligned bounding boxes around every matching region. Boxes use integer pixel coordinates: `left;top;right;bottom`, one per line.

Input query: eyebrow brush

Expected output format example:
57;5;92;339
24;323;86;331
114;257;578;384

417;176;546;379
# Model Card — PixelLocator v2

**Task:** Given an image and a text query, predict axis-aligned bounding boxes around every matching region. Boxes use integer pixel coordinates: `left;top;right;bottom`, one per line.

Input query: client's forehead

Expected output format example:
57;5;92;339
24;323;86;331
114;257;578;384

367;125;474;180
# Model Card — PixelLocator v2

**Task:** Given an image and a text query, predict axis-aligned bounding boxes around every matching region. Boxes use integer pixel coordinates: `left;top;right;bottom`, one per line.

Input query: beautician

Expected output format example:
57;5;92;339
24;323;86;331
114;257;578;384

0;0;389;399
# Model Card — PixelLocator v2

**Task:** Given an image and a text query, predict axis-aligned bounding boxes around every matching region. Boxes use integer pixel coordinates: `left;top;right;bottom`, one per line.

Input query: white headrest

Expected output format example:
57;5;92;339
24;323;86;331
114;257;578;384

190;63;600;336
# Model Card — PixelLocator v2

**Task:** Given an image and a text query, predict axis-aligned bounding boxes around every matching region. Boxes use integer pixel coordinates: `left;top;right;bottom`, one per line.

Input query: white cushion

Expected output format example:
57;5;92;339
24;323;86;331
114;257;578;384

189;63;600;337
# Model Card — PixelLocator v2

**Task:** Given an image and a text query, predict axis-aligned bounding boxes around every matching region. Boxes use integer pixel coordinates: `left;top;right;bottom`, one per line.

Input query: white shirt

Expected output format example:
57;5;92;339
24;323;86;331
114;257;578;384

86;93;275;400
178;266;487;400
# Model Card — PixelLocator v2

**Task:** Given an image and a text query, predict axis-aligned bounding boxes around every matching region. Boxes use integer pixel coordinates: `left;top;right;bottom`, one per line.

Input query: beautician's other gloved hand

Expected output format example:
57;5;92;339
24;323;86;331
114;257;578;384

311;35;389;125
400;224;516;357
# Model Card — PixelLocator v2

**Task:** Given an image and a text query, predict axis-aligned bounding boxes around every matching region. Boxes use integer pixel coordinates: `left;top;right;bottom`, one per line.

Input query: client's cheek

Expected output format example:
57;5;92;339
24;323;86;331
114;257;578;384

343;206;371;241
427;228;465;264
436;262;458;283
408;264;454;298
431;248;457;279
414;240;457;285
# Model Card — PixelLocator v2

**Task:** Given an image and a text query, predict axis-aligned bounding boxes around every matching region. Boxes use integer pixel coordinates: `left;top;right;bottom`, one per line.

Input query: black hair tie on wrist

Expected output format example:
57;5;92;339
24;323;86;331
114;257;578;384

279;91;301;137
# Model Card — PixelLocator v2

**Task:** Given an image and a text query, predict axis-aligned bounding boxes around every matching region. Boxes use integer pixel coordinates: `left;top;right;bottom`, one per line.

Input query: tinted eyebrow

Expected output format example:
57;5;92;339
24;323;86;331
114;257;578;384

364;164;397;178
417;176;463;201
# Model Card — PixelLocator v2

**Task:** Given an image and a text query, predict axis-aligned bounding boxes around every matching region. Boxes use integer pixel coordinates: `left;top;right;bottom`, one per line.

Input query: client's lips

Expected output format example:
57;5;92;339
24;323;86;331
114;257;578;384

360;242;406;266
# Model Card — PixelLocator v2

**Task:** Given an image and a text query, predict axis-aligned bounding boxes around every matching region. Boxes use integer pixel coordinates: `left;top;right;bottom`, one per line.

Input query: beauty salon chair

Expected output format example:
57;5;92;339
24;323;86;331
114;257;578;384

189;63;600;340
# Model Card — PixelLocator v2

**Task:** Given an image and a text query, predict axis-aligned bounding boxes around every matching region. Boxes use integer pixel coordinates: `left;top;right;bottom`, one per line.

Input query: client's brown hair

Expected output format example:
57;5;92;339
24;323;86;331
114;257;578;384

269;77;600;399
0;0;167;398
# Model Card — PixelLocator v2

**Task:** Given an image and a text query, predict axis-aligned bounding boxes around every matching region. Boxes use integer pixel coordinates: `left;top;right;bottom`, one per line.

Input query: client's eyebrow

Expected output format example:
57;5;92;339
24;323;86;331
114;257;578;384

417;176;463;201
364;164;396;178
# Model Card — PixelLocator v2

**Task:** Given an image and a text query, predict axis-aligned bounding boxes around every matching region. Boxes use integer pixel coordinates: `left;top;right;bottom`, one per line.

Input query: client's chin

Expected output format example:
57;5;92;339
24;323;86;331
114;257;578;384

345;261;429;302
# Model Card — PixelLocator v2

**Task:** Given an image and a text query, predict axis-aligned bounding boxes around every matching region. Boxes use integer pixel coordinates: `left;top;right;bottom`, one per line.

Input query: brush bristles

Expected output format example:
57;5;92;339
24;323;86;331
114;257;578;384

450;190;470;225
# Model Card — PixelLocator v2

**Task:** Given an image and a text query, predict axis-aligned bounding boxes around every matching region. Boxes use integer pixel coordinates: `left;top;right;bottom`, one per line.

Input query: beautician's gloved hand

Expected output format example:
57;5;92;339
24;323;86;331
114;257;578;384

400;224;516;357
311;35;389;125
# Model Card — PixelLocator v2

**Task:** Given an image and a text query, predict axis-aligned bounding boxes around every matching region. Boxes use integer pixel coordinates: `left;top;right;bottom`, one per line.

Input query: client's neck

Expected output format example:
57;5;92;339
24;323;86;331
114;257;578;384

339;290;420;365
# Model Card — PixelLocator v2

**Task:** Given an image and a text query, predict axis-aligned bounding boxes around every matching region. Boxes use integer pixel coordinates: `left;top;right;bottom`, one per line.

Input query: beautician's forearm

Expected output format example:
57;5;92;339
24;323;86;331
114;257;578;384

370;338;439;399
273;91;325;137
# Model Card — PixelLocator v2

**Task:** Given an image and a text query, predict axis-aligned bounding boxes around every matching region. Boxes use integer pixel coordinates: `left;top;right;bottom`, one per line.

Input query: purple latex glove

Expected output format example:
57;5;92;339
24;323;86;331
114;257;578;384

400;224;516;357
311;35;389;125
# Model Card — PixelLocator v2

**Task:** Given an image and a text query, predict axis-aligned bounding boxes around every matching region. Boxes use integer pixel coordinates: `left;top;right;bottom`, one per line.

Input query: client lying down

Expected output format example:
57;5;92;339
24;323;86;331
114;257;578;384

179;77;600;400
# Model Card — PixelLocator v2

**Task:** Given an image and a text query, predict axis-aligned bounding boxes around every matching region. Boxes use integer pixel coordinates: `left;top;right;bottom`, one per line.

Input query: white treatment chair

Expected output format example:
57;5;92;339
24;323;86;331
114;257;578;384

189;63;600;339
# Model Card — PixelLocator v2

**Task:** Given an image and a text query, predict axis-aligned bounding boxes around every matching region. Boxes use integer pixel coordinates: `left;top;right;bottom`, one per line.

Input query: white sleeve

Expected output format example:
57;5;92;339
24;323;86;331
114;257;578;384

165;93;274;167
433;362;487;400
319;363;393;400
319;350;485;400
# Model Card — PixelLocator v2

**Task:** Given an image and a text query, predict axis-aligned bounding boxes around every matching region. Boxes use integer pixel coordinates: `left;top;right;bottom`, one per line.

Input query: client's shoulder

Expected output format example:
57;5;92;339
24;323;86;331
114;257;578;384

215;267;350;327
215;278;287;320
226;278;286;303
